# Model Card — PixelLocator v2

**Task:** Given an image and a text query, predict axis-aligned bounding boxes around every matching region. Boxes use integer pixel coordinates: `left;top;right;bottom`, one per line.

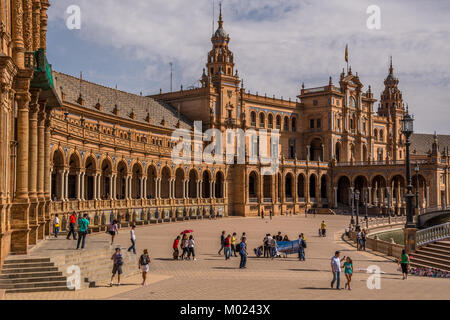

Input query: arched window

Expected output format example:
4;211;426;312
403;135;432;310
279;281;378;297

259;113;265;128
291;117;297;132
268;114;273;129
250;111;256;126
350;96;356;107
276;115;281;129
284;116;289;131
379;130;384;142
374;129;378;141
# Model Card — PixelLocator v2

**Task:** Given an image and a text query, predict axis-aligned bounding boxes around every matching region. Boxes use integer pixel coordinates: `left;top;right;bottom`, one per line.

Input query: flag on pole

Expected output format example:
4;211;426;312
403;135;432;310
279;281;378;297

345;44;348;63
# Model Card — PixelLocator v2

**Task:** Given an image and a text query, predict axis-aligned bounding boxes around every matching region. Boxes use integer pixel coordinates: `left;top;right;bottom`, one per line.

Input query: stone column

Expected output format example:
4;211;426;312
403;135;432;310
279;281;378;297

111;175;115;200
40;0;49;52
76;172;81;200
140;177;144;199
199;180;203;199
12;0;25;68
367;187;372;205
65;170;69;201
333;187;338;208
426;186;430;208
32;0;41;50
28;91;40;245
23;0;33;51
37;102;46;239
183;179;187;199
211;181;215;199
43;111;52;235
80;172;85;200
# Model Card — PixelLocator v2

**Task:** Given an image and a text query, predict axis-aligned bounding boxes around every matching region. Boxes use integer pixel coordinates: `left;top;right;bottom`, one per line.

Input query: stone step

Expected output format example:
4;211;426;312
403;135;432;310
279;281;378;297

0;280;69;290
420;246;450;256
5;286;74;294
412;253;450;266
1;266;59;274
2;262;55;269
4;258;51;264
427;243;450;253
413;250;450;261
410;257;450;272
0;271;63;280
0;275;67;285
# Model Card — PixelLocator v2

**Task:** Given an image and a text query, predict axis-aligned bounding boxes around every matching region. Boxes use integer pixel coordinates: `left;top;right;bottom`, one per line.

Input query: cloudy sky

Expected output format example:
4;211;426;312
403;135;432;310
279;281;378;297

47;0;450;134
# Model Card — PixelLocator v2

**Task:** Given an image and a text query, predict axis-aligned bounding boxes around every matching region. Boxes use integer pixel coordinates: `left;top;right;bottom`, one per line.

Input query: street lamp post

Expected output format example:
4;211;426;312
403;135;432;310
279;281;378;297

355;189;360;231
401;109;416;229
365;189;369;228
350;189;355;226
414;163;420;213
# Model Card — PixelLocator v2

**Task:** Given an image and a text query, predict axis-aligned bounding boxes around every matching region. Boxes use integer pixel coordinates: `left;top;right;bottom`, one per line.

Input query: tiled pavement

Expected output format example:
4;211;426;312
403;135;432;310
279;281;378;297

4;215;450;300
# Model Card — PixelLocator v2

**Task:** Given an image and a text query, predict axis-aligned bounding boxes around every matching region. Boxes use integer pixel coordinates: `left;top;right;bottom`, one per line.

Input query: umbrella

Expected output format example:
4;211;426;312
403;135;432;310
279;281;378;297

180;229;193;235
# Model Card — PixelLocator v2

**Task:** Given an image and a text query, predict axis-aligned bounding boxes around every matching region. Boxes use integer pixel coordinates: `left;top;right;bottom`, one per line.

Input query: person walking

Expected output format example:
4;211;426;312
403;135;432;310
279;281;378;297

188;235;196;261
269;210;273;220
320;221;327;237
110;248;124;286
76;214;90;250
261;209;264;219
53;214;60;238
361;230;367;251
343;257;353;290
231;233;238;257
305;207;308;218
108;220;119;245
313;208;317;217
270;235;277;259
138;249;151;286
218;231;226;255
298;234;306;261
399;249;410;280
173;236;180;260
356;230;362;250
331;251;345;290
239;237;248;269
66;212;77;240
224;234;232;260
127;225;137;254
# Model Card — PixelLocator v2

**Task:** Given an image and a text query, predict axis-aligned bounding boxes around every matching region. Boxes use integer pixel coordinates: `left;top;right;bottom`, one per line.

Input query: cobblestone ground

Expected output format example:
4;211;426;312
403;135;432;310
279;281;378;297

5;215;450;300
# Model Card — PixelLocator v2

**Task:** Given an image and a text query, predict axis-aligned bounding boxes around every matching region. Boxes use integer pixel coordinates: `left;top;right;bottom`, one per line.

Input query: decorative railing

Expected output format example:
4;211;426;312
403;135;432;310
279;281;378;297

416;222;450;247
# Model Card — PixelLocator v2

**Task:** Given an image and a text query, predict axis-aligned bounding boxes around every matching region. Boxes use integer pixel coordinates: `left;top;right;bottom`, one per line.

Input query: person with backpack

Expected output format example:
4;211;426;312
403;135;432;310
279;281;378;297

76;214;90;250
110;248;124;286
66;212;77;240
173;236;180;260
138;249;151;286
298;233;306;261
218;231;226;256
239;237;248;269
224;234;232;260
127;225;137;254
108;220;119;245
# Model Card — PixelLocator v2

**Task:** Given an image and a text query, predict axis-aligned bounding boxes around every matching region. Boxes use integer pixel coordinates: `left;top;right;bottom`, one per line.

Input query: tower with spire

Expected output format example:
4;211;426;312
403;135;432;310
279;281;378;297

378;57;405;161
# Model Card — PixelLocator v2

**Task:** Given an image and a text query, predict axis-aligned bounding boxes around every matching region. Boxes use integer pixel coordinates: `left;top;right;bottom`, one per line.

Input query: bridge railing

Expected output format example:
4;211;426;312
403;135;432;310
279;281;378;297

416;222;450;247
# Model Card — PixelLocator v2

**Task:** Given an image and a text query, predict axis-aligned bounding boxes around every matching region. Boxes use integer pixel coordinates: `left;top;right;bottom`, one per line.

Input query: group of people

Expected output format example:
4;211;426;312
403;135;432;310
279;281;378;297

54;212;90;250
173;234;196;260
110;247;151;287
217;231;248;268
356;229;367;251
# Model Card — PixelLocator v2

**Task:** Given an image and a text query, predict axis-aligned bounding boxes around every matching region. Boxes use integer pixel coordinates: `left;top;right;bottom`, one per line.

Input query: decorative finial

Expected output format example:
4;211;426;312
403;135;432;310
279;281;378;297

389;55;393;74
329;76;333;85
218;2;223;28
301;82;305;89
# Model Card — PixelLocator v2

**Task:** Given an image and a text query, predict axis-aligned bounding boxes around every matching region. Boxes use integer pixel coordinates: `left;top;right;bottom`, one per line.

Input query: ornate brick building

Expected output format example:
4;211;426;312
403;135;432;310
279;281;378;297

1;3;449;267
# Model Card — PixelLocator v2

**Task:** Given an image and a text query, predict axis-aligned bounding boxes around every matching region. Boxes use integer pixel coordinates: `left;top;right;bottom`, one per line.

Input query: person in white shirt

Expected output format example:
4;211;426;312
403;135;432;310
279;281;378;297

54;214;60;238
331;251;345;290
187;235;196;261
127;225;137;254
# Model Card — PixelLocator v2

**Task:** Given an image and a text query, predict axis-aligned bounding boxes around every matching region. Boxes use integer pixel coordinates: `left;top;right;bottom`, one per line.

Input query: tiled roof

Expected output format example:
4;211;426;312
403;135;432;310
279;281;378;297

411;133;450;155
54;72;193;130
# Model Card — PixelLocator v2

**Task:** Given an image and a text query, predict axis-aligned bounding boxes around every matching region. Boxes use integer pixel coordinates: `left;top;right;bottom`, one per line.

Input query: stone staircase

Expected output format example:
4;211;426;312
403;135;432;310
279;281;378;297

410;240;450;272
0;258;72;293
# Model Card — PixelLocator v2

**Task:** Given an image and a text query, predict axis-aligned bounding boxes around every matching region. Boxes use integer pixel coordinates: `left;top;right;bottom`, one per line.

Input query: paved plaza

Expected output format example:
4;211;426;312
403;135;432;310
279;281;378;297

4;215;449;300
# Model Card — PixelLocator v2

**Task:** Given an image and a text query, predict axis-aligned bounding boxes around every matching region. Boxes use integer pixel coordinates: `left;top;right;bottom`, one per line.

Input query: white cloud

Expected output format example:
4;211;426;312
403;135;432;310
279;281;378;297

48;0;450;133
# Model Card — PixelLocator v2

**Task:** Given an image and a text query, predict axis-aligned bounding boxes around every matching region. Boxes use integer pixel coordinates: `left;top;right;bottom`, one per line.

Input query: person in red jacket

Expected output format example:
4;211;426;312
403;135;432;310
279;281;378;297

224;234;232;260
173;236;181;260
66;211;77;240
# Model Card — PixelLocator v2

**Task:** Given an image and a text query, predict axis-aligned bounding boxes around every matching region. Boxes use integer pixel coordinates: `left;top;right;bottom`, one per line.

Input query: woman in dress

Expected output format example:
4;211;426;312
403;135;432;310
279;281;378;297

343;257;353;290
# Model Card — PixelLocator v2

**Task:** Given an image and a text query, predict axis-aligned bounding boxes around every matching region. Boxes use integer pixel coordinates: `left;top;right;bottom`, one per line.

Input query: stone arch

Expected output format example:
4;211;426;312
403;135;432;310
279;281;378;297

309;137;323;161
188;169;199;198
309;174;317;199
297;173;305;198
146;165;157;199
262;174;272;200
161;166;171;199
84;155;97;200
116;160;128;199
371;175;387;206
285;172;294;199
175;167;185;199
51;149;65;200
100;157;113;200
67;152;81;200
354;175;369;205
202;170;212;198
249;171;259;199
268;113;274;128
259;112;265;128
131;162;143;199
337;175;351;205
215;170;225;199
283;116;289;131
291;116;297;132
276;115;281;129
250;111;257;126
